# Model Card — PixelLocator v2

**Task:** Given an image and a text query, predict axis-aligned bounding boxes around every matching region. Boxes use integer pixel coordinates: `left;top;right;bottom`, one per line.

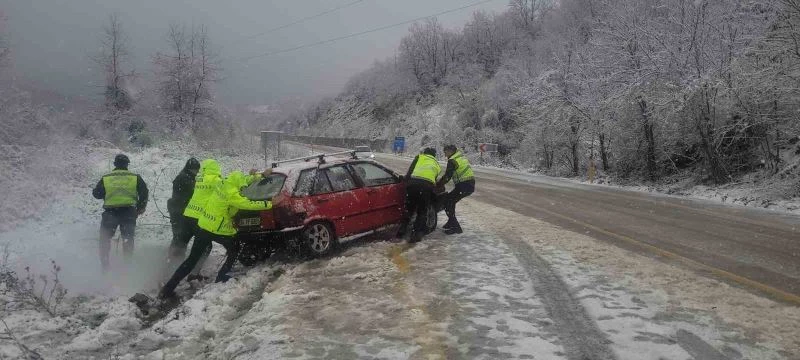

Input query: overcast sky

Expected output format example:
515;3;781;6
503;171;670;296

0;0;509;105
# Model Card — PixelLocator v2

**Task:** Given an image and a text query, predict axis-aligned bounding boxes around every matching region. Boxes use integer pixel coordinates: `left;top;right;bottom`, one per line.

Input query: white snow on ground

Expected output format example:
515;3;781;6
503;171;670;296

568;174;800;214
460;200;799;359
256;232;568;359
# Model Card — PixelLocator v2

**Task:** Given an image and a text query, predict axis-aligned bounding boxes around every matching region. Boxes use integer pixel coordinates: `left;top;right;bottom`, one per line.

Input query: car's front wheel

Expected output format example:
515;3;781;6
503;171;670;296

301;222;337;258
425;204;438;234
408;204;438;239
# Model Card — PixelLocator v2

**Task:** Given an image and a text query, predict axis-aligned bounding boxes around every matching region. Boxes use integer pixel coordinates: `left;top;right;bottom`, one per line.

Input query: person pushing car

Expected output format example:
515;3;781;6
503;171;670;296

166;158;200;264
93;154;149;271
158;169;272;300
400;147;441;243
164;158;223;280
436;145;475;235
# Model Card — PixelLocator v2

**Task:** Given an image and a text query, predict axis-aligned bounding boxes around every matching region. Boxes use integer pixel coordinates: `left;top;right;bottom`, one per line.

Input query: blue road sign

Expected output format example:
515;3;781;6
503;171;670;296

393;136;406;153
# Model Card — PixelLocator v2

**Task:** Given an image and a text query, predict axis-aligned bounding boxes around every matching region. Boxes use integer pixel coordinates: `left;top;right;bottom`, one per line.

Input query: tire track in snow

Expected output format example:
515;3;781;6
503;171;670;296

500;232;618;360
423;229;565;359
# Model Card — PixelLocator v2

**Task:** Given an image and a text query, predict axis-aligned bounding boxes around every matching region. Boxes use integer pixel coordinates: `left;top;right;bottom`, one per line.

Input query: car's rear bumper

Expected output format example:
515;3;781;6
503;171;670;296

237;226;304;243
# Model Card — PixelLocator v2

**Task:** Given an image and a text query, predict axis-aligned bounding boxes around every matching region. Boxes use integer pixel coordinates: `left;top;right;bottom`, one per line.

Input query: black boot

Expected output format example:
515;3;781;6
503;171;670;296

444;226;463;235
396;221;410;238
442;219;455;229
157;288;177;300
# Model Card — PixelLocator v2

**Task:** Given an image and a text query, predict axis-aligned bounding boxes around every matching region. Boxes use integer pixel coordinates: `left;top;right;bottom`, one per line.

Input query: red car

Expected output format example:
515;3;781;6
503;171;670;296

235;152;437;263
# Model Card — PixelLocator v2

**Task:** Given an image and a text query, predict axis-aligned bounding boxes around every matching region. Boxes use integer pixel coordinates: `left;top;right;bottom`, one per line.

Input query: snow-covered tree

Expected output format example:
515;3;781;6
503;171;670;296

399;18;458;90
94;14;134;111
0;10;10;69
153;23;221;132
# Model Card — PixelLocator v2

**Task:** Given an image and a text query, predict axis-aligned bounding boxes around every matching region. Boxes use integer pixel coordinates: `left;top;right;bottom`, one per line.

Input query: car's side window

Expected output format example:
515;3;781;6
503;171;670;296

294;169;332;196
314;171;333;194
326;166;358;192
350;163;397;187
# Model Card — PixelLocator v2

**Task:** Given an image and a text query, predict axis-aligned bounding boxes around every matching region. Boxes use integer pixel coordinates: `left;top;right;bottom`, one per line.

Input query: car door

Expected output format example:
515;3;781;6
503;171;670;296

294;166;372;237
349;162;405;229
320;165;374;236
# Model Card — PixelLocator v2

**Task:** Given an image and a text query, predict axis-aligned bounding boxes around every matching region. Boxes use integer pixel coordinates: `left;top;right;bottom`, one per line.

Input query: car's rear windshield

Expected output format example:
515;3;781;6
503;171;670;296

241;174;286;201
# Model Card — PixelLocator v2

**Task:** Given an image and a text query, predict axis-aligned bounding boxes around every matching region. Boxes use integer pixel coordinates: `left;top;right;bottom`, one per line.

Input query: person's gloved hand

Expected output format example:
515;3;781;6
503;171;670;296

137;207;146;216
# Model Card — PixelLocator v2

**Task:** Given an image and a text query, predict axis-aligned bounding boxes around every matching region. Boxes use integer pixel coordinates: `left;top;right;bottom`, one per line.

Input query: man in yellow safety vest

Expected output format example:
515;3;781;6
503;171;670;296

92;154;149;271
158;169;272;300
163;158;218;281
437;145;475;235
400;147;442;243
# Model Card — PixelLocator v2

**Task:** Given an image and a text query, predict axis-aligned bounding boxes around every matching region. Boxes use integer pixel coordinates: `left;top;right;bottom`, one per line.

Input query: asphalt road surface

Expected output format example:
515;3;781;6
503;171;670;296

291;142;800;305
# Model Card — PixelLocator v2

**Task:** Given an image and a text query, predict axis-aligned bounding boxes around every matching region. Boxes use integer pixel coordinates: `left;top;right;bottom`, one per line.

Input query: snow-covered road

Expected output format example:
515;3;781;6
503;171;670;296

0;144;797;359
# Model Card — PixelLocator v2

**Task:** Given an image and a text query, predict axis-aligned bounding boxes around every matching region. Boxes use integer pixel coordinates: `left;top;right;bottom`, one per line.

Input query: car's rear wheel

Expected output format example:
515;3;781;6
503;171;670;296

301;222;336;258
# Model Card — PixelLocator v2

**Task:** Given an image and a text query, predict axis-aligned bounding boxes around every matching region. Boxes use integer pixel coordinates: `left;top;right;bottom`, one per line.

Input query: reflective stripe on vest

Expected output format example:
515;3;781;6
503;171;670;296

451;151;475;184
102;170;138;208
411;154;441;184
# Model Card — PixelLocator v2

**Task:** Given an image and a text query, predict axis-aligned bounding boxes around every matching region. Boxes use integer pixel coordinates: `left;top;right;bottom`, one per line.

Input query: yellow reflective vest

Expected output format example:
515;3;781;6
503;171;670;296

450;151;475;184
183;159;222;220
411;154;441;185
198;171;272;236
102;170;138;208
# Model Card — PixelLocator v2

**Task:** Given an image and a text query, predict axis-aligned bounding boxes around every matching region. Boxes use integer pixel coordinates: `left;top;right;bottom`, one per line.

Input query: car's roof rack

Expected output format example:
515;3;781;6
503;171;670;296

271;150;360;168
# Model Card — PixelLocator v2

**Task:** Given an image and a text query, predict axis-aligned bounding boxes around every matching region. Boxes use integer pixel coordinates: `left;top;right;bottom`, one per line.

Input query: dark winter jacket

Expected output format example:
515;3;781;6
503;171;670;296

92;167;149;210
167;166;199;217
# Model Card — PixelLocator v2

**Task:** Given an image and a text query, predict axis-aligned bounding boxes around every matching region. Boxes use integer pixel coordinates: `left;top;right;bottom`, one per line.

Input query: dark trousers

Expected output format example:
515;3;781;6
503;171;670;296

443;181;475;228
168;215;199;259
405;182;434;236
161;229;241;296
99;207;137;269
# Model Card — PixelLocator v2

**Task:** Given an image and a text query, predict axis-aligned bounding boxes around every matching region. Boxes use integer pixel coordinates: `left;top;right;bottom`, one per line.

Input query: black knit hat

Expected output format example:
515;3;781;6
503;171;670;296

185;157;200;171
114;154;130;168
